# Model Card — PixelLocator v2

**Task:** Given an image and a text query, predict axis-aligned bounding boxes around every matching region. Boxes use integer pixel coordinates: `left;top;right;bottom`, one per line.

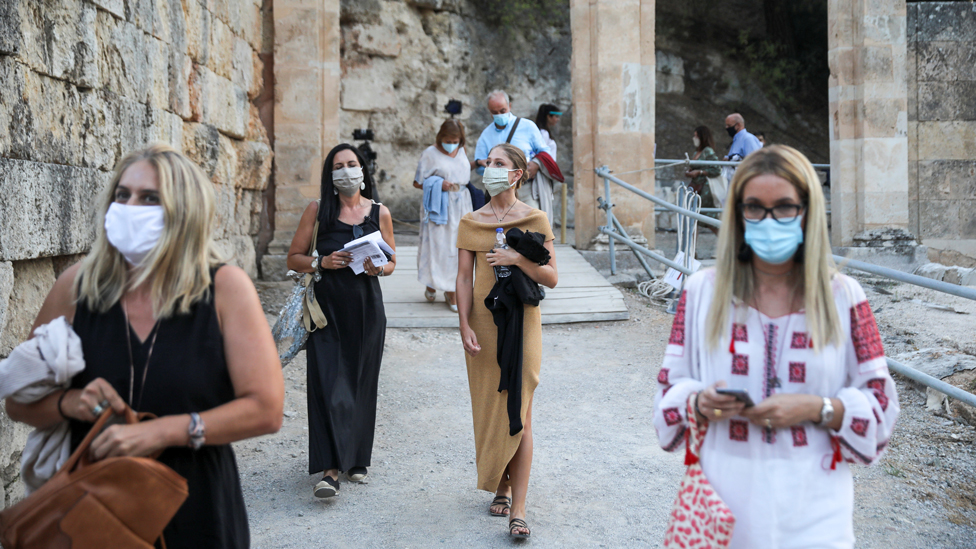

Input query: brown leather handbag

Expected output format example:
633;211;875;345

0;407;189;548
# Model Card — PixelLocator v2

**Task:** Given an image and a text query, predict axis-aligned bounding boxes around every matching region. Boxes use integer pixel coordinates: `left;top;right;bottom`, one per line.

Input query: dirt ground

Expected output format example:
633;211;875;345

239;274;976;548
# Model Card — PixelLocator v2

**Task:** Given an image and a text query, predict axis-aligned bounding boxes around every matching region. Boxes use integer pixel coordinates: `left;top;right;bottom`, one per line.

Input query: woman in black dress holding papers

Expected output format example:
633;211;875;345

287;144;396;498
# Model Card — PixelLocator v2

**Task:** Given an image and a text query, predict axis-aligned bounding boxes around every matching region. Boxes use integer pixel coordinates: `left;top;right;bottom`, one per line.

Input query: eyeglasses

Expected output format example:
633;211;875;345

738;203;805;223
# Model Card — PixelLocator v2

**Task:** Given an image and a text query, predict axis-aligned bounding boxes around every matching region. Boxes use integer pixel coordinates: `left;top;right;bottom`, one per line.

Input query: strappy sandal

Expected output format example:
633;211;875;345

509;517;530;539
489;495;511;517
424;288;436;302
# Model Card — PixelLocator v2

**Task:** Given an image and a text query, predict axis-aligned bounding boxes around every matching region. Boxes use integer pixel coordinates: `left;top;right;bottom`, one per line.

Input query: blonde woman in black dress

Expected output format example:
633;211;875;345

6;144;284;548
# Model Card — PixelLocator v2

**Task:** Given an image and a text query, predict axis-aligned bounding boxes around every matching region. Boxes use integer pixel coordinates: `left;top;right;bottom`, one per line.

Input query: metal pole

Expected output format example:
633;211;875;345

599;228;693;274
610;212;657;280
887;358;976;409
832;255;976;302
654;158;831;170
604;174;616;275
595;168;721;228
561;181;568;245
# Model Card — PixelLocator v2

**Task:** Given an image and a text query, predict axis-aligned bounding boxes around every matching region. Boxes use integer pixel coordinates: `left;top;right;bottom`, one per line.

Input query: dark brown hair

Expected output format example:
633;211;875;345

694;125;715;152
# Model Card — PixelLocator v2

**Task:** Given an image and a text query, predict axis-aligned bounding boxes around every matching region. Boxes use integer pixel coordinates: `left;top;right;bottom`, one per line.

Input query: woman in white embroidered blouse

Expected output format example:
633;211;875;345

653;145;899;548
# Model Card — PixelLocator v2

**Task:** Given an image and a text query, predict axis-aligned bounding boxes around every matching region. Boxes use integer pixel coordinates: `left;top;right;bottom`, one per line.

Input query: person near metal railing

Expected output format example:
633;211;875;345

653;145;900;548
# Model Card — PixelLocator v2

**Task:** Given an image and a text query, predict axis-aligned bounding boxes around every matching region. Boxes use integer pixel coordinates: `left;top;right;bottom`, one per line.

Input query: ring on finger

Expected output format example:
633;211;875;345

99;400;110;409
92;404;105;416
765;418;772;428
714;408;722;417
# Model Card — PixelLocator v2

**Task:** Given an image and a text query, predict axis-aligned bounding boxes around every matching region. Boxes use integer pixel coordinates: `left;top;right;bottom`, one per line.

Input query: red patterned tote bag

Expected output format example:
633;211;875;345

662;395;736;548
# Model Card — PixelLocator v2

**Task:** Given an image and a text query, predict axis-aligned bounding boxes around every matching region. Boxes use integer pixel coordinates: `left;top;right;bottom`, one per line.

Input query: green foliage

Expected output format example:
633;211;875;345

737;31;804;106
471;0;570;33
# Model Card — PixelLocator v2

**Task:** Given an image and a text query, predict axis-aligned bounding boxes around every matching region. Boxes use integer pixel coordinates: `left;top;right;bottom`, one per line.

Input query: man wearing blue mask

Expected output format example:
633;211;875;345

723;113;763;161
472;90;550;182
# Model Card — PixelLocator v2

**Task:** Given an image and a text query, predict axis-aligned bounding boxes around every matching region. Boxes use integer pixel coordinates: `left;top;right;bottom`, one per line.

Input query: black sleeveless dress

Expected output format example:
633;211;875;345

69;266;249;548
307;202;387;474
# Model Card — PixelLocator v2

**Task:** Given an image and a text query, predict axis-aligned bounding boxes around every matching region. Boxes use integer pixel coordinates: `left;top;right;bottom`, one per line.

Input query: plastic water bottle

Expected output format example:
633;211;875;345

493;228;511;280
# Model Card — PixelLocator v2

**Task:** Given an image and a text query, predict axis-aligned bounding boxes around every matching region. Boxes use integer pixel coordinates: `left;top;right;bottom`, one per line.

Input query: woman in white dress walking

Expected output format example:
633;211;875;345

413;119;474;311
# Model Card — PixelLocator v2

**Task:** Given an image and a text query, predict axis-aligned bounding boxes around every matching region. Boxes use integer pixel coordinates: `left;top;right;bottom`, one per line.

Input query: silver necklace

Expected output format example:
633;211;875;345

489;200;518;223
123;297;160;409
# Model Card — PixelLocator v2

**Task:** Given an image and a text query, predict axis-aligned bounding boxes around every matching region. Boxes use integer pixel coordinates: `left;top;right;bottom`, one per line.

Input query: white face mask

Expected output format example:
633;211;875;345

693;136;701;148
104;203;165;266
332;166;365;196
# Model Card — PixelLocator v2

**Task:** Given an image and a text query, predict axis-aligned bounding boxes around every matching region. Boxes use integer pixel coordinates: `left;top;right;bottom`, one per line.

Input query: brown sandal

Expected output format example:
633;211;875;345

489;495;511;517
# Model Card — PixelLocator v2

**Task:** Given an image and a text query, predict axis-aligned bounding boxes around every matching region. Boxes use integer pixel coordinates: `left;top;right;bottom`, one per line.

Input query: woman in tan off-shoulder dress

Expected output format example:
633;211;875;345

456;143;558;539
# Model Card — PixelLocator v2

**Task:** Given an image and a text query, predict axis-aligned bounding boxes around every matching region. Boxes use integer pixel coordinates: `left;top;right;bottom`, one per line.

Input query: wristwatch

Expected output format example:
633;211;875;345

818;397;834;425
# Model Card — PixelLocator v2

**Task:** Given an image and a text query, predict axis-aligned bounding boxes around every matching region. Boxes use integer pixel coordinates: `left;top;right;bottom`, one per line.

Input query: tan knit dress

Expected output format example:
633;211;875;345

456;210;554;492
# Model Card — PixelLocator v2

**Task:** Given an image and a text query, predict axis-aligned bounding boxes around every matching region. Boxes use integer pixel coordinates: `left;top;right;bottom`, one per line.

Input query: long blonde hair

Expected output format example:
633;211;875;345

76;144;223;318
706;145;840;350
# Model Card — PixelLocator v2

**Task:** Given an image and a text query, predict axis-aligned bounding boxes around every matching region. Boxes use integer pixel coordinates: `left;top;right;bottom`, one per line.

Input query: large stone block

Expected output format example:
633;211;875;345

917;82;976;121
0;57;88;166
149;36;171;111
214;236;258;279
152;0;187;47
206;14;236;81
0;262;13;343
188;66;249;139
91;0;125;19
0;0;99;88
125;0;154;33
169;49;193;119
184;0;211;65
0;258;56;357
97;10;152;102
918;161;976;200
1;405;31;509
917;40;976;82
0;160;104;262
182;122;222;179
234;139;273;191
916;2;976;42
232;37;260;99
918;199;959;239
917;121;976;160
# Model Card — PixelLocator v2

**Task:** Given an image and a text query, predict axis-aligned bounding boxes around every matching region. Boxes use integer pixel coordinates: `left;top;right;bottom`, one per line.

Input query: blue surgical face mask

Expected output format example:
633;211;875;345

492;112;510;127
744;216;804;265
442;143;459;154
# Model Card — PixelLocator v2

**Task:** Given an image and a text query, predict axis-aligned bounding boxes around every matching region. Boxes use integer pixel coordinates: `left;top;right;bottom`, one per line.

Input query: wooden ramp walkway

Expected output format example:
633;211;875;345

380;245;630;328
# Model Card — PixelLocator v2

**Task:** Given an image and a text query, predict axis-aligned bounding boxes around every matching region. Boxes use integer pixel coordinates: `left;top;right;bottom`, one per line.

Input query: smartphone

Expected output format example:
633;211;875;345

715;388;755;408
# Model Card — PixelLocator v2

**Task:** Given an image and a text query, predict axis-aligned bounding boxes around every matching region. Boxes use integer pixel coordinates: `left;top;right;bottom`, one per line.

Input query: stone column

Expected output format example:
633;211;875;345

570;0;656;250
263;0;341;277
827;0;911;247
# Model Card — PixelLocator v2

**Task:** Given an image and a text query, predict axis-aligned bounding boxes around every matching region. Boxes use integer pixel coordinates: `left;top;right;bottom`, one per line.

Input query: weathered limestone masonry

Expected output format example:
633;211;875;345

0;0;273;509
570;0;656;250
263;0;575;277
908;2;976;268
827;0;912;250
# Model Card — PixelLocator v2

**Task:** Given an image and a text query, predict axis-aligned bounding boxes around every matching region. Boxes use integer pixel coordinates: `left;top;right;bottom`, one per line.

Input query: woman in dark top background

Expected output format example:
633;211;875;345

6;144;284;548
685;125;723;209
287;143;396;499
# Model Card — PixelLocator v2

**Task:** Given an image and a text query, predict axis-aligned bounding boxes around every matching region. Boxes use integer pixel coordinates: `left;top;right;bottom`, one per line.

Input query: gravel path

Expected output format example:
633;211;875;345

239;281;976;548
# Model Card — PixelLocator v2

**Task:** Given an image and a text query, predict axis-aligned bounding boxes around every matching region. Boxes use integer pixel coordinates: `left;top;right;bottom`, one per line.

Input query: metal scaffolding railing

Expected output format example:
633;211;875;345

594;165;976;409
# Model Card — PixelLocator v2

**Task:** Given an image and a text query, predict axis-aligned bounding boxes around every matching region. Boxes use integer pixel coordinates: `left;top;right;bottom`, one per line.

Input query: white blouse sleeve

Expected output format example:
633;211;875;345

653;272;708;452
832;276;900;465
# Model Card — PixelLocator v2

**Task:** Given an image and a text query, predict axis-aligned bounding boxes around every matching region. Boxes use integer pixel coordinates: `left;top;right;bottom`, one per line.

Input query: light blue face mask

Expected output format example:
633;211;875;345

442;143;459;154
492;112;510;128
744;216;804;265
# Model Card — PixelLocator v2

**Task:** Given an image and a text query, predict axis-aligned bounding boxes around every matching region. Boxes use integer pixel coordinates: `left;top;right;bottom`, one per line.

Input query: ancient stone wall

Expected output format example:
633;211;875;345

338;0;573;222
908;2;976;267
0;0;273;509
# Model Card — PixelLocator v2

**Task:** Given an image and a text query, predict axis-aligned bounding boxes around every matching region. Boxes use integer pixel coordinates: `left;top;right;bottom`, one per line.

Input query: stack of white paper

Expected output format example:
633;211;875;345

341;231;395;275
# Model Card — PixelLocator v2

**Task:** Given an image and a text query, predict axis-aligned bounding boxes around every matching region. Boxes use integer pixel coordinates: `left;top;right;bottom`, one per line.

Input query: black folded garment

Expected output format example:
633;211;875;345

484;229;551;436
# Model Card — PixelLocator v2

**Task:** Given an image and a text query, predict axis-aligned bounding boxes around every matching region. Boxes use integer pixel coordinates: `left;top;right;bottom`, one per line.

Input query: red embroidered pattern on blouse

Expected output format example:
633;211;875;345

867;378;889;411
851;301;884;363
729;419;749;442
733;323;748;342
851;417;870;437
788;362;806;383
731;354;749;375
668;291;688;346
658;368;670;385
791;425;808;447
790;332;809;349
663;407;682;426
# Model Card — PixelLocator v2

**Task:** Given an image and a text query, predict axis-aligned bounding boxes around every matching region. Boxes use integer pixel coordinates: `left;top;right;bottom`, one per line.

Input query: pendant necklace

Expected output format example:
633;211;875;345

123;297;161;409
489;200;518;224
